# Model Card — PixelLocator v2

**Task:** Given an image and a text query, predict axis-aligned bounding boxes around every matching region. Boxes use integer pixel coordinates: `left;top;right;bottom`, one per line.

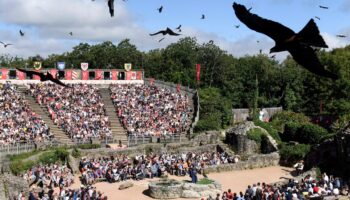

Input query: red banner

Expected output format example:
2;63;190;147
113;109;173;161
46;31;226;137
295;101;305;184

16;69;26;80
33;70;41;80
196;64;201;82
1;68;8;80
95;69;102;80
136;71;143;80
82;71;89;80
111;70;118;80
126;71;133;80
50;69;58;79
65;70;72;80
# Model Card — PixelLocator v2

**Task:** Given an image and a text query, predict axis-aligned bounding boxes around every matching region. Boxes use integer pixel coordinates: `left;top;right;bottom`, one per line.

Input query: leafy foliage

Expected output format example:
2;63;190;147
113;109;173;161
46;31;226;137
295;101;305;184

270;111;310;132
2;38;350;131
247;128;265;144
254;120;281;142
279;143;311;166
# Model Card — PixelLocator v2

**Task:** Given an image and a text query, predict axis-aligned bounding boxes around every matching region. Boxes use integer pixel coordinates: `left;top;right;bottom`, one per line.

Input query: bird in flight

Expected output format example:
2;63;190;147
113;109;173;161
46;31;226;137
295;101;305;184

158;38;165;42
319;5;329;9
315;16;320;20
233;2;338;79
69;32;73;36
16;68;71;88
0;41;12;48
149;27;181;36
19;30;25;36
157;6;163;13
209;40;214;44
108;0;114;17
234;25;240;28
336;34;347;38
201;14;205;19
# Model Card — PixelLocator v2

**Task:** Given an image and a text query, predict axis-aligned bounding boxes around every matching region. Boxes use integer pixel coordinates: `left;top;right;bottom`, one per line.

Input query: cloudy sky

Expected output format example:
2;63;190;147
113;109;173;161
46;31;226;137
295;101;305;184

0;0;349;61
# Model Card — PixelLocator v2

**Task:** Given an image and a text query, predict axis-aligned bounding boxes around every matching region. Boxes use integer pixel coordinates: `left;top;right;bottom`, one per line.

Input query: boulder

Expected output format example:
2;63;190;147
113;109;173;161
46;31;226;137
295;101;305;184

199;190;220;198
182;190;200;198
118;181;134;190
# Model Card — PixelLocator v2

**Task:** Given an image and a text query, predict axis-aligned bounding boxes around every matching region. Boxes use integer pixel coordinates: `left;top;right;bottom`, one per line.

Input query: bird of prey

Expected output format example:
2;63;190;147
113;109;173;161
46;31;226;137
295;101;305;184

315;16;320;20
108;0;114;17
157;6;163;13
158;38;165;42
209;40;214;44
149;27;181;36
319;5;329;9
16;68;70;88
234;25;240;28
233;2;338;79
0;41;12;48
176;24;181;30
336;34;347;38
201;14;205;19
259;49;262;54
19;30;25;36
69;32;73;36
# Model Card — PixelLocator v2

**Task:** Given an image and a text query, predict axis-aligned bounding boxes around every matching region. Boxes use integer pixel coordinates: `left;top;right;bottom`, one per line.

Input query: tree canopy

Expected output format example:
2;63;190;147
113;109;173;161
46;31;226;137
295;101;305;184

1;37;349;131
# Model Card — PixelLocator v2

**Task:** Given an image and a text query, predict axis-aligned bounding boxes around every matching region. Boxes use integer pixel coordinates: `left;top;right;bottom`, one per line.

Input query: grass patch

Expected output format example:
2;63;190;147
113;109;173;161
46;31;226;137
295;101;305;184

254;120;281;143
247;128;265;144
197;178;214;185
7;150;40;161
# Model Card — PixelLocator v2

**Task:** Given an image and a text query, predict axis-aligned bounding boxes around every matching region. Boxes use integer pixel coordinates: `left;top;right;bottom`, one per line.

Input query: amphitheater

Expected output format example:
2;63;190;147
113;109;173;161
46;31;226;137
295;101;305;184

0;68;349;200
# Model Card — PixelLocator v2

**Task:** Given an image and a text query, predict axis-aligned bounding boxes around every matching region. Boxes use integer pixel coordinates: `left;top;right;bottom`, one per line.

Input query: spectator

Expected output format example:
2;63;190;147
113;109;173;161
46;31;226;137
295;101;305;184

110;84;193;137
0;83;52;145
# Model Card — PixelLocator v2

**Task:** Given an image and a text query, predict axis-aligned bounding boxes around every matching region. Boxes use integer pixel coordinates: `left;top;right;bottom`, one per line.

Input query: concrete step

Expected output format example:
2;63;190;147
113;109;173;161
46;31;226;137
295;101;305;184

99;88;127;144
17;86;73;144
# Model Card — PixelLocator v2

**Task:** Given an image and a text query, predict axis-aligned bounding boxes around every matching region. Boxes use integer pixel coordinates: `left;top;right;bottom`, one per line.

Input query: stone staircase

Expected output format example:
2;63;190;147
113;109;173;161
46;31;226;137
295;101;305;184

16;86;74;145
99;88;128;144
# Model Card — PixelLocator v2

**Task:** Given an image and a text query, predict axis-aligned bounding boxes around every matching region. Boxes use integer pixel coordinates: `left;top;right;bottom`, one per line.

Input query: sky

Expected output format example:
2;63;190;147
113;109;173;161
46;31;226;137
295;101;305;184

0;0;350;61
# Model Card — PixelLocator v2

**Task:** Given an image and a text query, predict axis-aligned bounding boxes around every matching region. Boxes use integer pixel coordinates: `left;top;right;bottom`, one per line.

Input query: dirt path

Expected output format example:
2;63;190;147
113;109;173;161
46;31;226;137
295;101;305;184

64;166;293;200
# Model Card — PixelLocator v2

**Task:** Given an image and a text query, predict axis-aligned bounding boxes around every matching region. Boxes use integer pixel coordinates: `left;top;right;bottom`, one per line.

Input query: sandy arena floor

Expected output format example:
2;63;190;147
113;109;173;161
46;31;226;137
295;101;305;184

65;166;293;200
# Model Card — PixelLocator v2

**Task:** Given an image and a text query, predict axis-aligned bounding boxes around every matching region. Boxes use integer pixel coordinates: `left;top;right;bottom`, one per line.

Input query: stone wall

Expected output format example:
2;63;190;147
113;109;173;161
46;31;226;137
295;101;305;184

0;173;29;200
226;122;278;155
203;152;280;174
232;107;282;124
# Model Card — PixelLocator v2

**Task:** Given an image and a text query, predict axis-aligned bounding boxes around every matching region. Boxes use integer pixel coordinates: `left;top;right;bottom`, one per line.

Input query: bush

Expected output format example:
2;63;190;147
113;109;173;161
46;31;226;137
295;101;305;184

254;120;281;142
7;150;39;161
38;148;69;165
297;123;328;144
10;160;35;175
247;128;265;144
279;143;311;166
194;116;221;132
77;143;101;149
282;122;302;141
270;111;310;132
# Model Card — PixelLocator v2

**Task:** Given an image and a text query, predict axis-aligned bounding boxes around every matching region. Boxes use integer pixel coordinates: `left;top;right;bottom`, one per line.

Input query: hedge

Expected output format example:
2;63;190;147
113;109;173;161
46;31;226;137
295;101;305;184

279;143;311;166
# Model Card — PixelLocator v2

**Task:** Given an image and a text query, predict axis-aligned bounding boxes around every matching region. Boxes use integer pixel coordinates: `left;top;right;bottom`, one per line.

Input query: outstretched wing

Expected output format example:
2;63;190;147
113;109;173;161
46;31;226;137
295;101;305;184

150;30;166;36
0;41;4;45
16;68;44;77
47;74;70;87
288;45;338;79
166;28;181;36
233;2;295;43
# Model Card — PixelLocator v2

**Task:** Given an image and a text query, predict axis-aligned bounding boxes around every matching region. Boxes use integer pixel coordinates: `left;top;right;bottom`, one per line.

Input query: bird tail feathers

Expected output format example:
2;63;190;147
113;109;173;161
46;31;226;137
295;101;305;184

297;19;328;48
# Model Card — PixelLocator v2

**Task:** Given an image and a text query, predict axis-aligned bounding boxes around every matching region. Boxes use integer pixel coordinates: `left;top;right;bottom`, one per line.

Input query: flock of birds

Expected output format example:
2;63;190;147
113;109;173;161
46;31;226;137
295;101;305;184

1;1;348;87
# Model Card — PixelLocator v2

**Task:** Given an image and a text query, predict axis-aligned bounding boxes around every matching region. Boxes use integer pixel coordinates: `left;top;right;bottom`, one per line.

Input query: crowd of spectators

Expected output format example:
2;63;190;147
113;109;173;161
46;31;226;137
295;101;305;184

110;84;193;137
29;84;112;141
79;150;238;185
19;183;107;200
217;173;349;200
0;83;52;146
22;163;74;189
